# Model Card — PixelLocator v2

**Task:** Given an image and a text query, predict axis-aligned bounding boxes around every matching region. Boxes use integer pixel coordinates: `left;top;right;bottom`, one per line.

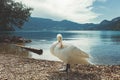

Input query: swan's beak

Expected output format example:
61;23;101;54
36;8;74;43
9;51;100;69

58;37;62;42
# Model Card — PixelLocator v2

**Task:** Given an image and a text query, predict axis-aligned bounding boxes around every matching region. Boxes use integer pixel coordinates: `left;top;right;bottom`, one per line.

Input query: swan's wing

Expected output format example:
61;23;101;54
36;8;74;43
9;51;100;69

70;46;89;58
50;41;58;55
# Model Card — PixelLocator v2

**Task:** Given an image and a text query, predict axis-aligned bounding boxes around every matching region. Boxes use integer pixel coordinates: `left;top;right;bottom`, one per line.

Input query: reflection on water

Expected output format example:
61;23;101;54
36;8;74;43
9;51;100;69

1;31;120;65
0;43;31;58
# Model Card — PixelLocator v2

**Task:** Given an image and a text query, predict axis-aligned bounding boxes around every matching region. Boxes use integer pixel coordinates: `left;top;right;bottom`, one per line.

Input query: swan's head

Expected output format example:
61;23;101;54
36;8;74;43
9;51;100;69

57;34;62;42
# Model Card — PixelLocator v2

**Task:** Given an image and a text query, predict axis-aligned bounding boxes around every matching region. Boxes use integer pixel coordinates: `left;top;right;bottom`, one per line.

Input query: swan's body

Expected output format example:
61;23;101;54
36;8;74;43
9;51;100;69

50;34;89;64
50;34;89;72
50;41;89;64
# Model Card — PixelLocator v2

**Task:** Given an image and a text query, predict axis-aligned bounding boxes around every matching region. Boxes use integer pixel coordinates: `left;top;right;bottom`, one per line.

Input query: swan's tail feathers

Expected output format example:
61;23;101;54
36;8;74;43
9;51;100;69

72;47;89;58
81;50;89;58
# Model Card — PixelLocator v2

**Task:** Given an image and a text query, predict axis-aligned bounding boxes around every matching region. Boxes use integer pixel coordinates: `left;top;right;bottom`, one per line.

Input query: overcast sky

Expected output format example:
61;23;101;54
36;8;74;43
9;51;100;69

15;0;120;23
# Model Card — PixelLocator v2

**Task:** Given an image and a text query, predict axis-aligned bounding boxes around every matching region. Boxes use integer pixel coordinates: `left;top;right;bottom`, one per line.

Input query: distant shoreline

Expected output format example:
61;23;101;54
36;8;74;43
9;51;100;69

0;35;31;43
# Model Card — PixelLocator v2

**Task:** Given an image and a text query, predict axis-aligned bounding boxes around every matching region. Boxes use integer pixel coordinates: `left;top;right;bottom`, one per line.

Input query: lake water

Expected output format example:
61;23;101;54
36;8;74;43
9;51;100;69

2;31;120;65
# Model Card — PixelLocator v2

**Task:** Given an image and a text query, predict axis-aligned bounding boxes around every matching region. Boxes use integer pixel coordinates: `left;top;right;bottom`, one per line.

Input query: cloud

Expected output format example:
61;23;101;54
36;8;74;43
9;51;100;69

15;0;99;23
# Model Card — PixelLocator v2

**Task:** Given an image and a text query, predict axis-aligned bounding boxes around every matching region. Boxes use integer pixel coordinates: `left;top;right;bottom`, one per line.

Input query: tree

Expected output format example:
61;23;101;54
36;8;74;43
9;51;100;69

0;0;33;31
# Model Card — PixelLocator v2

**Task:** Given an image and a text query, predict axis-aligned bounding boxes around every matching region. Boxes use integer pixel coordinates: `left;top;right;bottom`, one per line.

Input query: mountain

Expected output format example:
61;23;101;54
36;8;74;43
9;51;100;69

19;17;120;31
97;17;120;30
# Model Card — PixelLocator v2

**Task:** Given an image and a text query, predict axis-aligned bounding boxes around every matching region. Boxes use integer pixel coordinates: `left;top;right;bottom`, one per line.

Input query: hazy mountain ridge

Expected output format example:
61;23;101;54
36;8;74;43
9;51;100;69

20;17;120;31
97;17;120;30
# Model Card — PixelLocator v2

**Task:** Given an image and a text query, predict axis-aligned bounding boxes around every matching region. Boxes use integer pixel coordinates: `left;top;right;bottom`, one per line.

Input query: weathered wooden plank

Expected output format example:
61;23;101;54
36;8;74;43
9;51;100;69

15;44;43;55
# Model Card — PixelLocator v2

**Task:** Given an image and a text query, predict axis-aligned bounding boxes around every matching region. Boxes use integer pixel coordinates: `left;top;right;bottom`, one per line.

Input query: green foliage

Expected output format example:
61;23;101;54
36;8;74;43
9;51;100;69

0;0;33;31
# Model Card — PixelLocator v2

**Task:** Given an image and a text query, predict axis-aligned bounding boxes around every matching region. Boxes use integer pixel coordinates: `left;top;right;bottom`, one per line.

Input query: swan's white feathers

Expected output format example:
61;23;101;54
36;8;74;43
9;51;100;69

50;34;89;64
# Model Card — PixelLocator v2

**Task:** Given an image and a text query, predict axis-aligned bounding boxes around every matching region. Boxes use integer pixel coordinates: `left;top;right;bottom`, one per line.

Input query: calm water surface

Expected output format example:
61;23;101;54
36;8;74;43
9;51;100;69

2;31;120;65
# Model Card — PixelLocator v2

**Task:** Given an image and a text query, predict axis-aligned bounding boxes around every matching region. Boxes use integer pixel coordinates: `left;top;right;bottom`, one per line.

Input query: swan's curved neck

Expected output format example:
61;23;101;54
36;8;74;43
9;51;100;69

59;40;63;48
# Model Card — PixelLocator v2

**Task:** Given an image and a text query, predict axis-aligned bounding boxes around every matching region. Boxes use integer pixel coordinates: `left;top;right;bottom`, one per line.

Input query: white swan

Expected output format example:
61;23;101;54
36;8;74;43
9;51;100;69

50;34;89;72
